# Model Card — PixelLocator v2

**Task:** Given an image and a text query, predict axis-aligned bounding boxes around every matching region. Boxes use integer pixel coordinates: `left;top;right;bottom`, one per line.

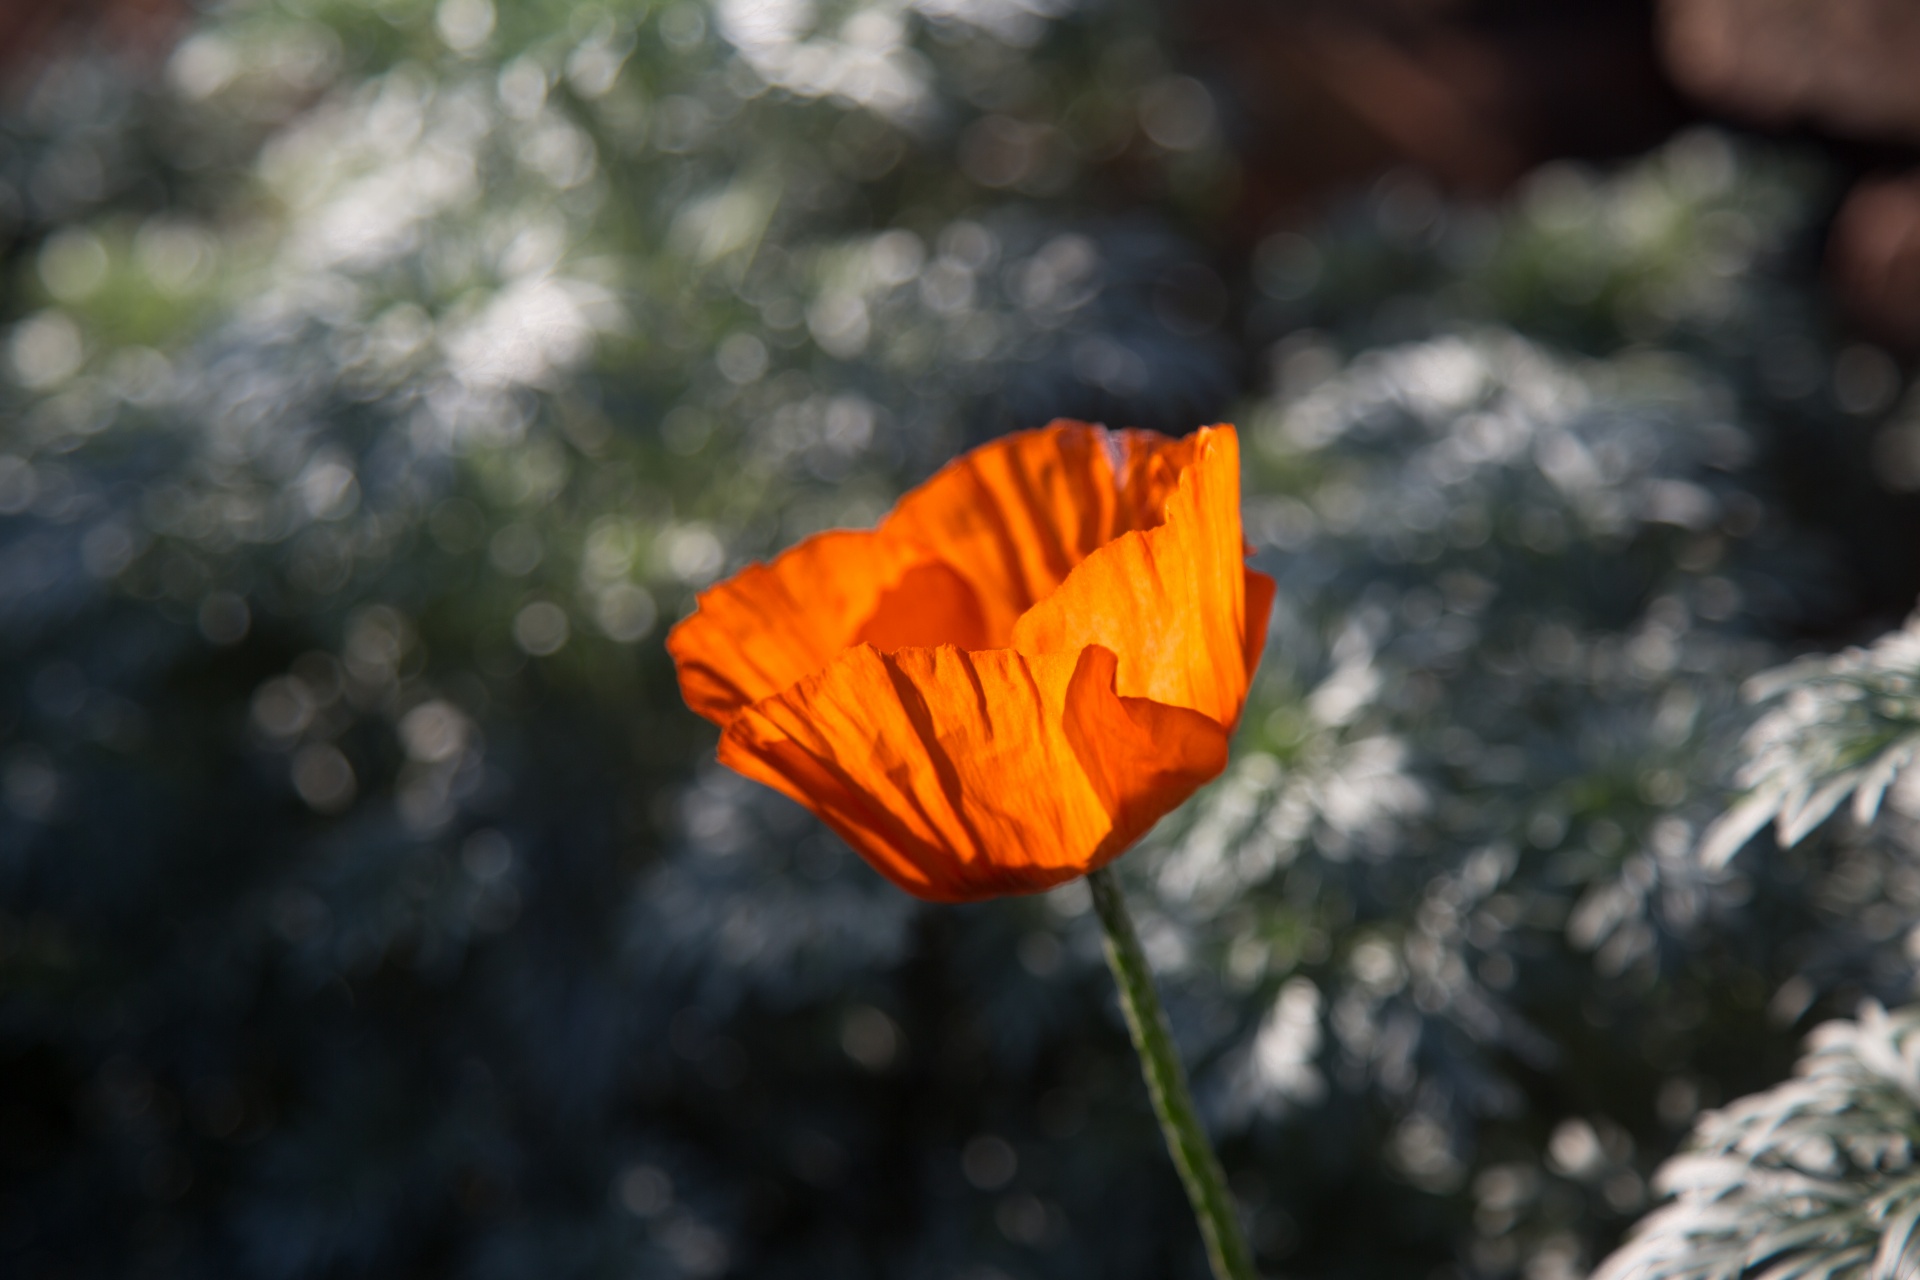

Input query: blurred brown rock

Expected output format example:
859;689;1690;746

1187;0;1683;232
1660;0;1920;349
1661;0;1920;141
1831;173;1920;350
0;0;185;84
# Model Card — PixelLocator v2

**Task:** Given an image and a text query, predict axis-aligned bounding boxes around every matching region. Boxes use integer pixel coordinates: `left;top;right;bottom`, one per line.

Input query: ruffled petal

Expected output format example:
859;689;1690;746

1242;564;1277;686
881;421;1185;644
667;530;988;727
1111;426;1201;532
1061;646;1232;865
671;421;1215;728
717;642;1228;902
1011;425;1264;731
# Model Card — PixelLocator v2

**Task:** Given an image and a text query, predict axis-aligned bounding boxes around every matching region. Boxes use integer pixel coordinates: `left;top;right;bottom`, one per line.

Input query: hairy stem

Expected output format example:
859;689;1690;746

1087;866;1257;1280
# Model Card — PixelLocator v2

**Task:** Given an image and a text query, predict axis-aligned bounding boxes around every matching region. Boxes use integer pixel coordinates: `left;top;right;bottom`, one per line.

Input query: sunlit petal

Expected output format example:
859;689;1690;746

1013;425;1270;731
718;642;1227;901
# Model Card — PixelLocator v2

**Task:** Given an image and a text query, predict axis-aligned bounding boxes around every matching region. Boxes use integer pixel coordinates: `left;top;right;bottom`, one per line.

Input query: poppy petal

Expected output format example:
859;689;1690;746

1111;426;1201;532
1060;645;1231;865
881;421;1160;644
854;560;992;655
717;642;1228;902
1243;565;1277;683
667;530;988;726
1011;425;1260;731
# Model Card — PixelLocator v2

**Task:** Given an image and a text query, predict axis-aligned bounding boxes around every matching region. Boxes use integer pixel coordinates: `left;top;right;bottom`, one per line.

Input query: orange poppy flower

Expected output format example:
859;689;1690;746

667;421;1275;902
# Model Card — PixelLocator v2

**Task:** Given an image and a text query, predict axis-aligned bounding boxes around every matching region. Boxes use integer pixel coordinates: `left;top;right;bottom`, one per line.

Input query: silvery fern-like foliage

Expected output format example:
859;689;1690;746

1595;1001;1920;1280
1151;328;1785;1131
1699;619;1920;868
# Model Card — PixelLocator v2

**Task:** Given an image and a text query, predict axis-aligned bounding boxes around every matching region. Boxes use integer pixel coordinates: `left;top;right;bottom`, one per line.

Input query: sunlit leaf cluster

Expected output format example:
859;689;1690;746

1700;618;1920;868
1596;1002;1920;1280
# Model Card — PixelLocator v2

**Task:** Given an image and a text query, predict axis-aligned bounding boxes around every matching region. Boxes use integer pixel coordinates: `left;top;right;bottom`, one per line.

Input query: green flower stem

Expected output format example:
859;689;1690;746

1087;866;1257;1280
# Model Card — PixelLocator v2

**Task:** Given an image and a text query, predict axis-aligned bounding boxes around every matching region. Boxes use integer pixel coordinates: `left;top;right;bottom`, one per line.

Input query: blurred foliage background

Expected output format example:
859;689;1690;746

9;1;1920;1278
